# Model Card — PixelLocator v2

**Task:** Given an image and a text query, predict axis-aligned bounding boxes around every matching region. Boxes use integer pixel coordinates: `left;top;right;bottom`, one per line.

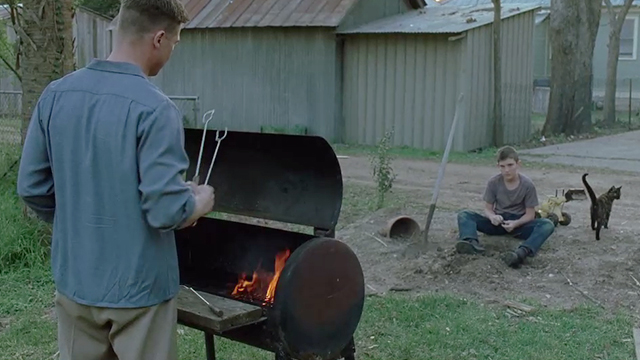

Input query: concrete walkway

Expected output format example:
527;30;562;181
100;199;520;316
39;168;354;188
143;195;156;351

519;130;640;173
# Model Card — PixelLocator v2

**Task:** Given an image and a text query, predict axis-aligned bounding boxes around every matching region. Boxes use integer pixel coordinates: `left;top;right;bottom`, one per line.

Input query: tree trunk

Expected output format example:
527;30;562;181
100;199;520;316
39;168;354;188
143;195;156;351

0;1;22;82
20;0;75;143
543;0;602;136
604;31;622;126
491;0;504;147
603;0;634;127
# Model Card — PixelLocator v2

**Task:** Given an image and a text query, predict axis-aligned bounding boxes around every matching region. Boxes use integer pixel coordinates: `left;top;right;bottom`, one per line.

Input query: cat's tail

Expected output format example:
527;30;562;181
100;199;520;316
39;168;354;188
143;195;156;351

581;173;598;206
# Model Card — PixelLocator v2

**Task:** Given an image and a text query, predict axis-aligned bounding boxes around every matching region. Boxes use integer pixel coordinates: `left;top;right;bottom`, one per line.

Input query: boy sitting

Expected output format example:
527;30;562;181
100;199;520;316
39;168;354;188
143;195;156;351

455;146;555;268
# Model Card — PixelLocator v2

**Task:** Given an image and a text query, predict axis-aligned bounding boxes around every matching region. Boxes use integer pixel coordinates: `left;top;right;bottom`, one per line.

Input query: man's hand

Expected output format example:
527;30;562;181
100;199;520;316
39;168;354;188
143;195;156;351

194;184;215;214
185;181;214;212
185;181;198;194
178;184;215;229
489;214;504;226
502;220;517;232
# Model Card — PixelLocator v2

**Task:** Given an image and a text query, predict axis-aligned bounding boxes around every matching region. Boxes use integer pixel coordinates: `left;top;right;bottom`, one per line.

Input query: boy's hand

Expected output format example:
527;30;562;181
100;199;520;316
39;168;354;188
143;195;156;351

502;220;517;232
489;214;503;226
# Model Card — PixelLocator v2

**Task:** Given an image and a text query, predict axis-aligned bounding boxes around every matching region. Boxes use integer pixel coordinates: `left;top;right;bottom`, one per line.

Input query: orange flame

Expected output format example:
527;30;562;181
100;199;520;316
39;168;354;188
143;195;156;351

231;249;291;305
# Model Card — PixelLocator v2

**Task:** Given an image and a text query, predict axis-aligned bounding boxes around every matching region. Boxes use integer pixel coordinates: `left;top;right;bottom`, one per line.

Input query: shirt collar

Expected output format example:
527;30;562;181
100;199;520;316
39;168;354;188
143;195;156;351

86;59;147;78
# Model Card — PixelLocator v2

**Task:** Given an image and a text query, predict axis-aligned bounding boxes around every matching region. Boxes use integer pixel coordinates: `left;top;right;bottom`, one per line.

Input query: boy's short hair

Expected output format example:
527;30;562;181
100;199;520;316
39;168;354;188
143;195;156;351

117;0;190;37
496;146;519;163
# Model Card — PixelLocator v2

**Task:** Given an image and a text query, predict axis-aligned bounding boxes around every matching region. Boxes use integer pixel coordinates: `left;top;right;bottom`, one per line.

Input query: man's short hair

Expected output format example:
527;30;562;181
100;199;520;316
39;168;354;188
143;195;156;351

117;0;190;37
496;146;519;163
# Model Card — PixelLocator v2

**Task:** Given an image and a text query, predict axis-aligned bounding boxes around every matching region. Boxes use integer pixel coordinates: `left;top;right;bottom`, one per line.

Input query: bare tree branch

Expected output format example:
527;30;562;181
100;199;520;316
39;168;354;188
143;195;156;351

604;0;614;15
0;55;20;82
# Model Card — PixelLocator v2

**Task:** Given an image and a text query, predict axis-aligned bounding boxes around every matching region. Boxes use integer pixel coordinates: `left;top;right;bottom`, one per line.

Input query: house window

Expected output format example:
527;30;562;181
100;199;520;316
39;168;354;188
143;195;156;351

619;16;638;60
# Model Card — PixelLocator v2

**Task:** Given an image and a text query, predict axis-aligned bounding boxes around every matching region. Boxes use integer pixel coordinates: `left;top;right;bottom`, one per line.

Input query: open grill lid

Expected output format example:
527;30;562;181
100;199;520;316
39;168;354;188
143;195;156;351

182;128;343;231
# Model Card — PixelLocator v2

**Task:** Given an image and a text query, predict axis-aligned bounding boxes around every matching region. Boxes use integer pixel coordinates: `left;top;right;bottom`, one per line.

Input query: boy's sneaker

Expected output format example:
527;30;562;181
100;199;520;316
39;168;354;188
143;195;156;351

455;238;486;254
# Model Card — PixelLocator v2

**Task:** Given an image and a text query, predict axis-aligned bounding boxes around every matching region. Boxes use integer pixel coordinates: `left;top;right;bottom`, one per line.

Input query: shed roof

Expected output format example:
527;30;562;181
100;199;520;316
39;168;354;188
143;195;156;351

425;0;640;7
535;11;548;24
337;4;540;34
185;0;361;28
109;0;365;30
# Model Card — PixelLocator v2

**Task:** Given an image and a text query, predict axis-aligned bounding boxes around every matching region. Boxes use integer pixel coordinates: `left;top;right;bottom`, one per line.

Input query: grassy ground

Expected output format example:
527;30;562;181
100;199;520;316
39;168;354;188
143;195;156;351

331;110;640;176
1;111;639;359
0;170;638;360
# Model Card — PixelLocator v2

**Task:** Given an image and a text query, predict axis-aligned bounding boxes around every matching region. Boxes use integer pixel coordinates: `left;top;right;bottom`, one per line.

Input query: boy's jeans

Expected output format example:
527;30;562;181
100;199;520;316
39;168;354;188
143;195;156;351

457;209;555;255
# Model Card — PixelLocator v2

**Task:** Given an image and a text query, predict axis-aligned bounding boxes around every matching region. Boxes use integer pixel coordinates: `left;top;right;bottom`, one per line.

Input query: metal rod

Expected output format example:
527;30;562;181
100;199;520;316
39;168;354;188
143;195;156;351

205;333;216;360
422;93;464;244
184;286;224;317
193;109;215;184
204;128;228;185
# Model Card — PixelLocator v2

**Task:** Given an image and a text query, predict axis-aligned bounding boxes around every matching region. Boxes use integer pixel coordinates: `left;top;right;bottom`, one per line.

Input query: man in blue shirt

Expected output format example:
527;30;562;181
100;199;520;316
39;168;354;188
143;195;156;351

16;0;214;359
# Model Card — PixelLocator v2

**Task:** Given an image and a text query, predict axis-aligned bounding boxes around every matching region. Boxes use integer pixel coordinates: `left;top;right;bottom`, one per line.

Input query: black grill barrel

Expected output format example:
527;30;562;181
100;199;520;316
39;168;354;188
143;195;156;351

183;128;343;230
177;128;363;360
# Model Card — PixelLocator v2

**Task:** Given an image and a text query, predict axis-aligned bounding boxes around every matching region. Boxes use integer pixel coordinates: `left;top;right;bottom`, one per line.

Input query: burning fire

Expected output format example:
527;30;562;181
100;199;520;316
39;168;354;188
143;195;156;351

231;249;291;305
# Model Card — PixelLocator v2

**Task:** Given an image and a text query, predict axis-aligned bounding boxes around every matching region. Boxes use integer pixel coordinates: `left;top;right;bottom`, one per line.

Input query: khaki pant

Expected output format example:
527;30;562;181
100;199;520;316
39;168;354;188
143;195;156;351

55;291;177;360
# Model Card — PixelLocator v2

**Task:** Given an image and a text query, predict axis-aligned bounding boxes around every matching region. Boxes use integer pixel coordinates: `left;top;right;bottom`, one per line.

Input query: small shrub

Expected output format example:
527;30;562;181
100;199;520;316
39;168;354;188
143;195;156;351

369;129;396;210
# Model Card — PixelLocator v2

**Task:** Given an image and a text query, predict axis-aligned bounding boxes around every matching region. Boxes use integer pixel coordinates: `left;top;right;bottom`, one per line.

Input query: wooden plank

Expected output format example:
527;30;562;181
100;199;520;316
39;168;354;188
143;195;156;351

502;300;536;313
176;287;265;333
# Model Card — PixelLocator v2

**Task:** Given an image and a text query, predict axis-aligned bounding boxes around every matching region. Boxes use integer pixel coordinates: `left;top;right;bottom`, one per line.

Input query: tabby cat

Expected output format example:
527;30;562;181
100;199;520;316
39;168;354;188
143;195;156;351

581;173;622;241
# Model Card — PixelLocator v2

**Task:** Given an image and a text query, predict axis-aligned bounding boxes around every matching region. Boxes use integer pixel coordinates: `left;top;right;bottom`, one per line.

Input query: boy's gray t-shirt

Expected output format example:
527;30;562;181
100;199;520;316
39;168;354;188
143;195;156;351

483;173;539;216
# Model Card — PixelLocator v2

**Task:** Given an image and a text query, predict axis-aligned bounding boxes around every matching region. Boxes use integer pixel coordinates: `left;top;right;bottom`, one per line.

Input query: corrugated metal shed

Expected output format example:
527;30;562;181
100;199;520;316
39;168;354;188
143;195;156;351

535;11;548;24
109;0;366;29
150;27;341;139
337;4;539;34
341;5;538;151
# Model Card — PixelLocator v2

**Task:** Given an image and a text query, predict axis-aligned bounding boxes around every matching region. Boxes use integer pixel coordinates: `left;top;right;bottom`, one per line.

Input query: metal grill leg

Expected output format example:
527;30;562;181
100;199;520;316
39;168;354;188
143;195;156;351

340;336;356;360
205;333;215;360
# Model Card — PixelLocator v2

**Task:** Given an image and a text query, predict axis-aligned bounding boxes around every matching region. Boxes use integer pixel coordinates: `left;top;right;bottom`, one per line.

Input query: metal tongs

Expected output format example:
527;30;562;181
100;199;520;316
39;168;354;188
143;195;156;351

192;109;228;185
183;285;224;318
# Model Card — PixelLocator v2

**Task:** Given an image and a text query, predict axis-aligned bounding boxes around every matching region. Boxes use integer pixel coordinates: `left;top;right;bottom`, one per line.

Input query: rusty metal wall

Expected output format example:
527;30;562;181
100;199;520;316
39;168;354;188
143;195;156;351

151;27;341;140
182;0;358;28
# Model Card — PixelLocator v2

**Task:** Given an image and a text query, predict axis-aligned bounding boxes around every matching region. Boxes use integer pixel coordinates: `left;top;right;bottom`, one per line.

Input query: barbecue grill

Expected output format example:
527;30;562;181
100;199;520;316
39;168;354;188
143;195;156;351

174;128;365;360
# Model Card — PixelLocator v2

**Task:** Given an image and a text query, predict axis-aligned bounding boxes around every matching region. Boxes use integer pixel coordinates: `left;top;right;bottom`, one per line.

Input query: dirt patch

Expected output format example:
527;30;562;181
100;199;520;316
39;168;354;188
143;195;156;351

336;156;640;315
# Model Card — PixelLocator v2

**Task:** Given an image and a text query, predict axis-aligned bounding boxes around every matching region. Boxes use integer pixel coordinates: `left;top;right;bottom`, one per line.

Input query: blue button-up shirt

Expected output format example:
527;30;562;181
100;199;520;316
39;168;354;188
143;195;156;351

17;59;196;308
